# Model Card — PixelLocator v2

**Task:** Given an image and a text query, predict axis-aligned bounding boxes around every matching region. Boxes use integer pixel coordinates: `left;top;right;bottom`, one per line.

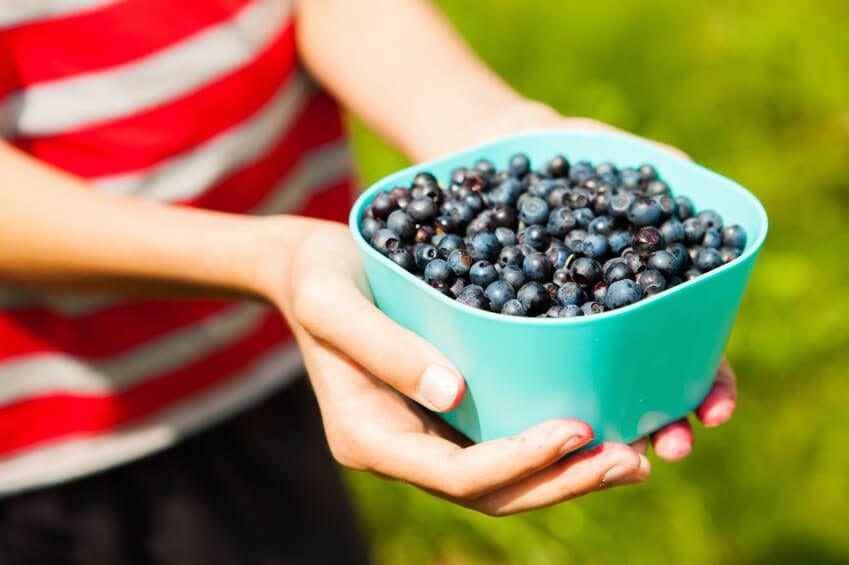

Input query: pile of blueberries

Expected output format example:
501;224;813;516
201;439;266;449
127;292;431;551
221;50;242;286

360;153;747;317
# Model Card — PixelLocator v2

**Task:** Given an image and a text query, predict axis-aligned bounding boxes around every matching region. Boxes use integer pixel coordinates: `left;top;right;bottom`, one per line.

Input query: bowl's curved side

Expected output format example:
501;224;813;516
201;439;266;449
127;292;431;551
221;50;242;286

350;130;768;443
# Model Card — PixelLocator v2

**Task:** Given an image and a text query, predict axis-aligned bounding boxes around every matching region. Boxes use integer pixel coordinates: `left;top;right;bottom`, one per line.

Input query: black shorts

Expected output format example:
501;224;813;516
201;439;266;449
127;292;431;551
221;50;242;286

0;378;371;565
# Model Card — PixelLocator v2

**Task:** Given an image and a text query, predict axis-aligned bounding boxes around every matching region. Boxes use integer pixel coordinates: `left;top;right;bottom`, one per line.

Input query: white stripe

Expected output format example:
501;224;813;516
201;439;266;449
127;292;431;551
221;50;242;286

1;0;290;137
0;344;302;496
93;72;312;202
253;140;353;215
0;302;269;402
0;0;118;28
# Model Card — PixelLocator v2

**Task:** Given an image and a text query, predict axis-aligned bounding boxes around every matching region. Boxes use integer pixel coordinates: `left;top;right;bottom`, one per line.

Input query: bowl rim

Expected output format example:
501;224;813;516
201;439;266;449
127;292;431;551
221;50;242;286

349;129;769;326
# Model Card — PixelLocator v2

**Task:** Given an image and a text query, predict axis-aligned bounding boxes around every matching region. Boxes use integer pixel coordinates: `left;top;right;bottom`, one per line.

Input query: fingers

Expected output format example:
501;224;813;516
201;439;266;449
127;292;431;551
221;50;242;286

292;236;465;412
472;443;650;516
650;419;694;462
377;418;595;500
630;437;649;455
696;358;737;427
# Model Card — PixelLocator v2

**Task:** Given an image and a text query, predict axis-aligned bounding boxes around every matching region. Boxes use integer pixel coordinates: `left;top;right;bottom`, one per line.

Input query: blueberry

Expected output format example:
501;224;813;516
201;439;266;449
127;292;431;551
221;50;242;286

413;225;434;244
494;226;517;247
591;191;614;215
543;282;560;301
466;213;496;237
569;161;594;185
450;167;468;186
722;224;747;250
360;217;383;242
603;259;631;283
568;190;593;210
446;249;473;277
564;229;588;254
474;159;496;178
633;227;665;258
447;277;466;298
544;305;564;318
620;168;642;190
509;153;531;177
488;178;522;206
675;196;694;220
546;244;572;270
647;250;679;276
588;215;615;235
436;234;465;259
463;171;488;193
413;242;438;269
547;185;571;209
660;219;685;244
668;275;684;287
501;298;527;316
413;172;438;188
608;230;632;254
519;196;549;225
444;200;476;225
702;228;723;249
609;192;635;219
593;281;608;303
372;228;400;255
683;268;701;281
557;282;585;306
391;187;412;210
581;233;609;259
549;155;571;178
388;248;415;272
469;231;502;261
581;301;605;316
469;260;499;287
491;205;517;228
666;243;689;272
522;252;553;282
572;207;595;228
462;192;485;213
521;224;550;251
456;284;490;310
434;215;461;235
644;179;669;197
604;279;643;310
654;195;677;219
639;163;659;182
484;280;515;312
595;161;618;177
695;247;724;271
569;257;603;287
627;198;663;227
719;246;740;263
402;197;436;224
688;245;700;264
621;248;645;274
516;282;551;315
683;217;705;244
697;209;724;230
638;269;667;296
498;245;525;267
411;183;442;204
500;264;526;289
370;191;397;219
528;179;557;199
552;268;571;287
547;208;577;237
431;233;445;247
424;258;452;284
559;304;583;317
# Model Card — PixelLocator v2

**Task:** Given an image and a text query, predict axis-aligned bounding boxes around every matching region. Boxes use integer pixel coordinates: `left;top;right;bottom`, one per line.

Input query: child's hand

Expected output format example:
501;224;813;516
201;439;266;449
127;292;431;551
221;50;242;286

265;221;649;515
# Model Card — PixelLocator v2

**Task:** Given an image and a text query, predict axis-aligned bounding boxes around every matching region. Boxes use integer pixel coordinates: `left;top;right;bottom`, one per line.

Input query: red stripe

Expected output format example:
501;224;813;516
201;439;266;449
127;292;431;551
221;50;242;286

182;91;344;212
0;0;254;86
298;178;357;224
0;311;291;456
0;300;234;360
11;23;297;177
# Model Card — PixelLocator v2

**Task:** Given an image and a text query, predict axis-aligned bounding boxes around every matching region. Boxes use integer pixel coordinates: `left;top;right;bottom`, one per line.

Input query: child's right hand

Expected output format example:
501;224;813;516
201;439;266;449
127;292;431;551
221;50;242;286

262;220;650;516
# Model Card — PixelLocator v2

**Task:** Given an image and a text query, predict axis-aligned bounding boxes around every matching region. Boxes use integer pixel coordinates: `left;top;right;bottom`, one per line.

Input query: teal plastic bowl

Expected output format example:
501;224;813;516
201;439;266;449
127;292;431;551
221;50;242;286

349;131;767;444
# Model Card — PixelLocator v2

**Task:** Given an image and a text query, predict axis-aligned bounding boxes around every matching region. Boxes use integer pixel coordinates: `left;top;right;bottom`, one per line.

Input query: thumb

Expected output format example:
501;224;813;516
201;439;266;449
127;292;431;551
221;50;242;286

292;269;465;412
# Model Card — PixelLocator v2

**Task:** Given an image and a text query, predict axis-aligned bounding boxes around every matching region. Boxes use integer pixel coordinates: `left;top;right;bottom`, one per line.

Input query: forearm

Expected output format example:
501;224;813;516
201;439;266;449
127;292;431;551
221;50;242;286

0;143;304;301
296;0;553;162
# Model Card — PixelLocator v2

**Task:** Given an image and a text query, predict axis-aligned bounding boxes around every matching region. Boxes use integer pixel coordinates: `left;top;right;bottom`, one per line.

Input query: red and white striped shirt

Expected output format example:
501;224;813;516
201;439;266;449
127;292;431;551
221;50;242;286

0;0;354;494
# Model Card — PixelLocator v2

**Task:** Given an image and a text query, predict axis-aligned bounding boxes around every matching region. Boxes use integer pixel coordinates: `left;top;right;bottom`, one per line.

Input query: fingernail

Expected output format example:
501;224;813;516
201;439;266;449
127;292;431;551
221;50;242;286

559;434;590;455
419;365;461;411
603;463;638;485
703;401;735;427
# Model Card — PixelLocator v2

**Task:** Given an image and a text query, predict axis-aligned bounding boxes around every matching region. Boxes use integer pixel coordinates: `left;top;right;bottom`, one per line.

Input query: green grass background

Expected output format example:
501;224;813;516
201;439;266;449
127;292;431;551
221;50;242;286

343;1;849;563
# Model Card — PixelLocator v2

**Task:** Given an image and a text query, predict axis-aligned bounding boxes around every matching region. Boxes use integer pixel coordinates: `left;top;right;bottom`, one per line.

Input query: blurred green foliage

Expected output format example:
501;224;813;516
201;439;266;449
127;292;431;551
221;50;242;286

343;1;849;563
